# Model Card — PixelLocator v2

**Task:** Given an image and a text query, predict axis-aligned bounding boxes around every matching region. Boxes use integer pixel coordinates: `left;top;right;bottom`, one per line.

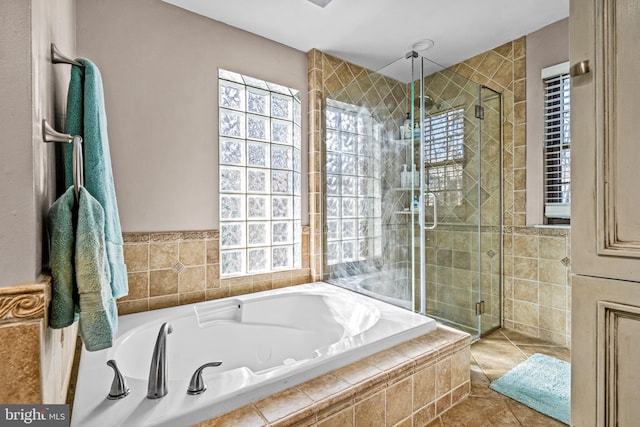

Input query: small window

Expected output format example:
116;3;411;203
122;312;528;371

424;107;465;207
218;69;302;277
542;62;571;222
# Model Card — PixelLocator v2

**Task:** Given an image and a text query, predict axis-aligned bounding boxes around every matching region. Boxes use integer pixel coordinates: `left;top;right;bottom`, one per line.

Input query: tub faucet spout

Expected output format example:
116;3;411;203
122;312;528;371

147;322;173;399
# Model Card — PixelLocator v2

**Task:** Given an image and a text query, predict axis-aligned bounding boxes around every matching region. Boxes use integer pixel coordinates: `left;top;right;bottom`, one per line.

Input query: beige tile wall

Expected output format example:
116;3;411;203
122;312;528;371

451;38;571;346
308;49;324;280
503;226;571;346
416;57;504;334
307;50;410;280
0;278;77;404
308;40;572;346
119;227;311;315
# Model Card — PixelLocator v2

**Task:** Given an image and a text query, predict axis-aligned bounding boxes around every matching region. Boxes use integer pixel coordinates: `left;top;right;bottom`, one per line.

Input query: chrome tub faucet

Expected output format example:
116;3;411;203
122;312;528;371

147;322;173;399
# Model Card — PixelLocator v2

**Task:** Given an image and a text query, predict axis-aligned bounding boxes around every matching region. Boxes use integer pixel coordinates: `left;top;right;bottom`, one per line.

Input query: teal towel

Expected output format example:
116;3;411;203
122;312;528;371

47;186;79;328
75;186;117;351
65;58;128;299
47;186;117;350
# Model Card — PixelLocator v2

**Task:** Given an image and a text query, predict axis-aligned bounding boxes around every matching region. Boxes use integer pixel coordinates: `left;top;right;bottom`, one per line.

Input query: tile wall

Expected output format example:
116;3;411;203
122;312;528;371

119;227;310;315
307;39;571;346
418;64;503;334
0;278;77;404
450;38;571;346
307;49;410;281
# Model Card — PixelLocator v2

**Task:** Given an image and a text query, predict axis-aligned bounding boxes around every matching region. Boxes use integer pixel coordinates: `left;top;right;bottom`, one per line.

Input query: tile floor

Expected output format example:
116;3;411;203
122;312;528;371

427;329;570;427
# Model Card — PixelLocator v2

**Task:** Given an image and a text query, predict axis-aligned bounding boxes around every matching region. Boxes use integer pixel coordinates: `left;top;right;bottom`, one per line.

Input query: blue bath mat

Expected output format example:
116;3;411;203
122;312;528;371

489;353;570;425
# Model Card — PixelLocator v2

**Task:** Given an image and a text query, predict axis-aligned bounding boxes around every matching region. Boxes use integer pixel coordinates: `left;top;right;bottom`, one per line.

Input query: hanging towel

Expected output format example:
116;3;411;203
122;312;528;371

47;186;117;350
47;186;79;329
75;186;117;351
65;58;128;299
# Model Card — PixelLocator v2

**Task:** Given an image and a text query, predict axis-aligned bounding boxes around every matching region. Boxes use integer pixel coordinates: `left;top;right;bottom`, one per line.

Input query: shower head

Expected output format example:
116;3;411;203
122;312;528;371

307;0;333;7
414;94;435;110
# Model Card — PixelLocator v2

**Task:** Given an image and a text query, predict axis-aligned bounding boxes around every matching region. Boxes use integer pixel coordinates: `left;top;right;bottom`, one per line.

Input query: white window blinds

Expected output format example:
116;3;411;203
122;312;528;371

542;62;571;219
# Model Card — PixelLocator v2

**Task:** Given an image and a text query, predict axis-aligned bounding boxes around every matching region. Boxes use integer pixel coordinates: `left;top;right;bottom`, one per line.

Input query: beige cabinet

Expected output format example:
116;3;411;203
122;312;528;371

571;0;640;425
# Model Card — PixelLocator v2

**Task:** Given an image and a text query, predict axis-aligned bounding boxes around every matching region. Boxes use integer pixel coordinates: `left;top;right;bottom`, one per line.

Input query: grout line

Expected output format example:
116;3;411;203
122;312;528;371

496;330;529;358
468;350;493;386
503;397;526;427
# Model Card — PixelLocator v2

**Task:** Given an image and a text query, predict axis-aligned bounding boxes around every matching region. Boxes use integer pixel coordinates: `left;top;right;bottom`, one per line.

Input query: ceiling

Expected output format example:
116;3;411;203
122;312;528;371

162;0;568;82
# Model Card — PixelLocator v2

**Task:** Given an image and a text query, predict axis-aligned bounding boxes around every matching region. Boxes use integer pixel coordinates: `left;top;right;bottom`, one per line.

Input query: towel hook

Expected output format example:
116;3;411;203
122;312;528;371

42;119;84;198
42;119;73;143
51;43;84;68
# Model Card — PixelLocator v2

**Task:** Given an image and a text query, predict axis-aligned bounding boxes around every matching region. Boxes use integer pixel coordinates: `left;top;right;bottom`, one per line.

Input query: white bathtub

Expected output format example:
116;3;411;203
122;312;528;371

71;282;436;427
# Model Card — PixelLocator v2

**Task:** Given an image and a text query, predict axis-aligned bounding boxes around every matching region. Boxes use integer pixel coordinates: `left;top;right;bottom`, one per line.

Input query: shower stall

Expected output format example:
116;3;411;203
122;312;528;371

322;52;502;338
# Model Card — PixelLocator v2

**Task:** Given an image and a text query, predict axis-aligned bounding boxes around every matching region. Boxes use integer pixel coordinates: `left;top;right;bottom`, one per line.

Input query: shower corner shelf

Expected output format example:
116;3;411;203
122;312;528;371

389;187;421;193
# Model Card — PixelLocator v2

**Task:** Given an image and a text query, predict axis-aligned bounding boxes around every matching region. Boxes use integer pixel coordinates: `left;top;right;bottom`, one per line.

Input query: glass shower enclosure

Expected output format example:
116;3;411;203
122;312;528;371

322;52;502;338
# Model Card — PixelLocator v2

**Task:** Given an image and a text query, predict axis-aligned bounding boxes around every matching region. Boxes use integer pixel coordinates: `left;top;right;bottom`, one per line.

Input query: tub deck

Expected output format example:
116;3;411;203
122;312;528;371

71;283;442;427
196;324;471;427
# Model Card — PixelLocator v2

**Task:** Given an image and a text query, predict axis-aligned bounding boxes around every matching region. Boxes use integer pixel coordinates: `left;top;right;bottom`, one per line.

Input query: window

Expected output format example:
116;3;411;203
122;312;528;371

424;108;465;207
325;99;382;266
218;69;302;276
542;62;571;220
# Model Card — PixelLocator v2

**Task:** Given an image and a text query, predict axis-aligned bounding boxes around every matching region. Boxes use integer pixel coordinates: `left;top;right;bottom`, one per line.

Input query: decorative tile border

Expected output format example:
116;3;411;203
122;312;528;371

0;275;77;406
0;280;48;324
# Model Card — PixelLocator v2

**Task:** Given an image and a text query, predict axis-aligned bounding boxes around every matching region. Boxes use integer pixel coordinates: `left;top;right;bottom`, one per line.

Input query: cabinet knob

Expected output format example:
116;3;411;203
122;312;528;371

571;60;590;77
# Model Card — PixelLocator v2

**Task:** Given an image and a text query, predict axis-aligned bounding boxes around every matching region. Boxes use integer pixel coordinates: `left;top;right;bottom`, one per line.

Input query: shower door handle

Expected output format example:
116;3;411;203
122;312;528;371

424;192;437;230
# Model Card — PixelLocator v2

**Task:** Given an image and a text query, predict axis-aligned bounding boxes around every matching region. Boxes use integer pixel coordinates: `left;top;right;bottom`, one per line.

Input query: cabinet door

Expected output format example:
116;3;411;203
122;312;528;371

572;275;640;426
571;0;640;281
571;0;640;425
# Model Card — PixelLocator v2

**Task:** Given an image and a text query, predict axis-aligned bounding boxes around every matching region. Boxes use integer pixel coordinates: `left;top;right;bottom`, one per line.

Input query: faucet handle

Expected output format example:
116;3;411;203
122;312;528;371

106;359;130;400
187;361;223;395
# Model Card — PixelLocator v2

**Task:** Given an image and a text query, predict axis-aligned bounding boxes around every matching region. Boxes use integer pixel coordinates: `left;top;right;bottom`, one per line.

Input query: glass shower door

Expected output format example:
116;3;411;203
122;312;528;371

478;85;502;336
321;52;502;340
416;55;502;338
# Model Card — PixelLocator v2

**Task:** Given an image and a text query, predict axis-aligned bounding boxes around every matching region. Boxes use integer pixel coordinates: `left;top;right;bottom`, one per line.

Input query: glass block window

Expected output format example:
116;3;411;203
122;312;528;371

424;108;465;207
219;69;302;276
325;99;382;266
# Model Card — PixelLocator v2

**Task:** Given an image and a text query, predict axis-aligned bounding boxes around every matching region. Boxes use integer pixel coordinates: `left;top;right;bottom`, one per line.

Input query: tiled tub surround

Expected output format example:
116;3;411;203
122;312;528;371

70;283;453;426
120;227;311;315
195;325;470;427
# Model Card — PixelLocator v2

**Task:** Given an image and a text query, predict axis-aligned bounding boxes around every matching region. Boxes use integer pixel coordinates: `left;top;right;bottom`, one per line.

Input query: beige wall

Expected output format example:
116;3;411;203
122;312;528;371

76;0;309;233
525;18;569;225
0;1;39;286
0;0;75;287
0;0;78;404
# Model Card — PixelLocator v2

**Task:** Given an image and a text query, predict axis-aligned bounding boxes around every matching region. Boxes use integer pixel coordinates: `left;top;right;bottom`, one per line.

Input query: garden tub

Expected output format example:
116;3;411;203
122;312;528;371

71;282;436;426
